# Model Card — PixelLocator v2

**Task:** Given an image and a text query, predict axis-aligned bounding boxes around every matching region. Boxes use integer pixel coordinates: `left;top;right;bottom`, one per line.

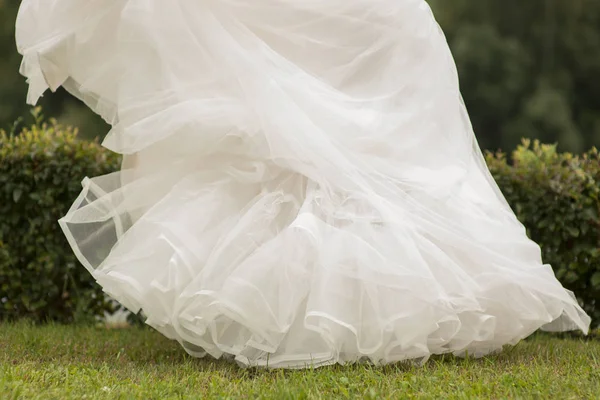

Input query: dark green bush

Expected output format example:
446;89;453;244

0;110;121;323
487;140;600;326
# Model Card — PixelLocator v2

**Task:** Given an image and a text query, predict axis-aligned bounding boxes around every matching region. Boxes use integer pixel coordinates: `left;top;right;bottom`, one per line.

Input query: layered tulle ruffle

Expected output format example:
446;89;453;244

16;0;591;368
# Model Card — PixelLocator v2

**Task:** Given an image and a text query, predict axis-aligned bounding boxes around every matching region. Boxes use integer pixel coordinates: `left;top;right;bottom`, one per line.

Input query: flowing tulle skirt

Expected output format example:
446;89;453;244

16;0;590;368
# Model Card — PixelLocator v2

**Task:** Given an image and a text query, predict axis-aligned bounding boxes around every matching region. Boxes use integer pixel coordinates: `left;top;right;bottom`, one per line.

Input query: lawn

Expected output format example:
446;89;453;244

1;322;598;399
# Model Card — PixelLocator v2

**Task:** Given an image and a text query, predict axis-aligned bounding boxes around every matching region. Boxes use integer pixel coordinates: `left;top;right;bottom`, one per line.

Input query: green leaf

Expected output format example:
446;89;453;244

592;273;600;288
12;188;22;203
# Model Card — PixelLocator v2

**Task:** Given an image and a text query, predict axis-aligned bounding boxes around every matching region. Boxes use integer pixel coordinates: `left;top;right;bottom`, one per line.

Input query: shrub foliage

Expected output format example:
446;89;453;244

0;110;121;322
487;140;600;325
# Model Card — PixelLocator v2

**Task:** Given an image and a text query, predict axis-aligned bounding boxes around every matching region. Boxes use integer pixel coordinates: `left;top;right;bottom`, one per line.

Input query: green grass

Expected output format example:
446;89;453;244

1;322;599;399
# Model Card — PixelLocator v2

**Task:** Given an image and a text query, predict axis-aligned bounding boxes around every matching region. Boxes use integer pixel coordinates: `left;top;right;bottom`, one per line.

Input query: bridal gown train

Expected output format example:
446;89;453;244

16;0;591;368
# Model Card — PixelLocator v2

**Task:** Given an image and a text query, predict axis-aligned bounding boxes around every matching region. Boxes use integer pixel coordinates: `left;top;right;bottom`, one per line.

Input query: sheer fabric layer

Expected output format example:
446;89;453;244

16;0;591;368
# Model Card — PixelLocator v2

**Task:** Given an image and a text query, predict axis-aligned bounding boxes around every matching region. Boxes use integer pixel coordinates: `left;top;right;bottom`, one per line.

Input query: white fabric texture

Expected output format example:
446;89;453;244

16;0;591;368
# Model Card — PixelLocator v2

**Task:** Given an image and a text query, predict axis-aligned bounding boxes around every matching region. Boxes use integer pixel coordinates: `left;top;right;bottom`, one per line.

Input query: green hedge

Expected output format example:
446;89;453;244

486;140;600;325
0;110;121;322
1;114;598;326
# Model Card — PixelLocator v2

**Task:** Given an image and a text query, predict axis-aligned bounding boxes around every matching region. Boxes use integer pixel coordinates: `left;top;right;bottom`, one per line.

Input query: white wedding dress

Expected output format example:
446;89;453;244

16;0;591;368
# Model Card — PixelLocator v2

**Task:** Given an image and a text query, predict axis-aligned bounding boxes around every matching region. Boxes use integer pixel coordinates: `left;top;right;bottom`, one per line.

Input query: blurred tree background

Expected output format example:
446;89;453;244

1;0;599;151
